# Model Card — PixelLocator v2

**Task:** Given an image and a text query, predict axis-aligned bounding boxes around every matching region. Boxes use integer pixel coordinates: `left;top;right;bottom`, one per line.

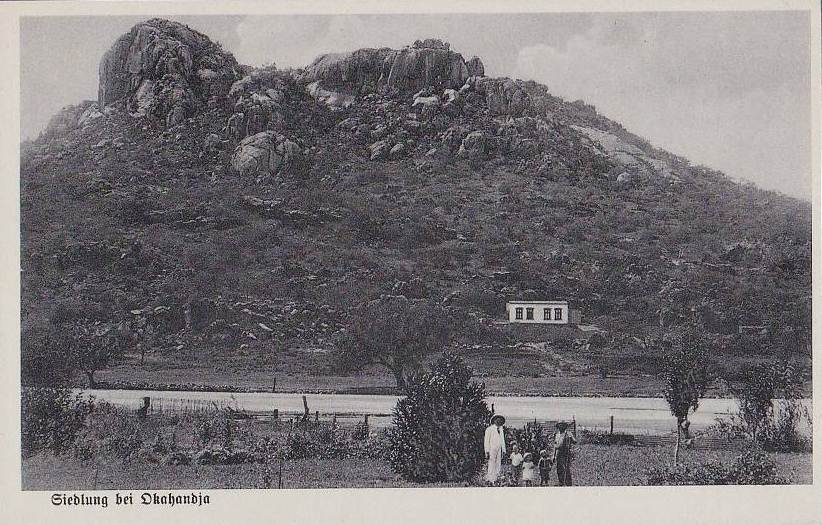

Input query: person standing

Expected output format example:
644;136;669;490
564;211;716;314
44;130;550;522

521;452;537;487
509;443;524;485
553;421;576;486
537;449;553;486
484;414;507;485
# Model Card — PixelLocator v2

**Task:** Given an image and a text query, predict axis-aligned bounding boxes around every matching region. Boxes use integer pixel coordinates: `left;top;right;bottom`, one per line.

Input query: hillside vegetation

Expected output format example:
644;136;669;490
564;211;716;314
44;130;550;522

21;20;811;393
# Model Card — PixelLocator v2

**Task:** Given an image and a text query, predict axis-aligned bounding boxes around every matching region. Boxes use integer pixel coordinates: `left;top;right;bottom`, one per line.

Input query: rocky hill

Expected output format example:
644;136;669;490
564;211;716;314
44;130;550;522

21;19;811;391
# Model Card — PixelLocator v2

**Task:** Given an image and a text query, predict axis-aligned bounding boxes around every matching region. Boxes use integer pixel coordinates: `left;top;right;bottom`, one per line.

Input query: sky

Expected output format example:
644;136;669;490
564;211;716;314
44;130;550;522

20;12;812;198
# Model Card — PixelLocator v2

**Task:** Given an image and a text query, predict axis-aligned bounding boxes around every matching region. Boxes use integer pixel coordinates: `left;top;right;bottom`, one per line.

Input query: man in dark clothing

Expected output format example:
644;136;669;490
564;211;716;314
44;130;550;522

553;421;576;486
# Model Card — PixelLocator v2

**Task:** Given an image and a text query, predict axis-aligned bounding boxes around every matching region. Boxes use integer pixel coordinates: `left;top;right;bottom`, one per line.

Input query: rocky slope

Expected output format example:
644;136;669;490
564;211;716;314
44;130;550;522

21;20;811;388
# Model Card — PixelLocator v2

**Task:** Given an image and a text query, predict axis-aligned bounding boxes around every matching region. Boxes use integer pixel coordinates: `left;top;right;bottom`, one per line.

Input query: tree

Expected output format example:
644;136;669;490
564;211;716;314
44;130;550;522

388;353;491;482
733;363;776;444
659;329;710;465
130;312;160;365
21;326;77;387
21;387;93;458
335;295;451;389
70;319;128;388
732;360;808;450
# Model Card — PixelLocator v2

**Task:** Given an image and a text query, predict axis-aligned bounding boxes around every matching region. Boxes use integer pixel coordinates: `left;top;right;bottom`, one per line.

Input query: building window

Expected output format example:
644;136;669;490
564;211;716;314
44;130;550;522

544;308;552;320
515;307;523;320
554;308;563;321
526;307;534;320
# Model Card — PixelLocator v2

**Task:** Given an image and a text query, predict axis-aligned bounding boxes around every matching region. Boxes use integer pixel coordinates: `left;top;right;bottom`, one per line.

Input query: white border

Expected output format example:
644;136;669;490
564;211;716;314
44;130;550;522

1;2;819;524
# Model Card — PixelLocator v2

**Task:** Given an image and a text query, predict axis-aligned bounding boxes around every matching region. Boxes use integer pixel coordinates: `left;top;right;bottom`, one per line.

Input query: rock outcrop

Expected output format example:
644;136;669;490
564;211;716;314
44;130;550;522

299;39;471;96
306;81;355;110
223;68;302;140
231;131;303;177
467;77;531;117
98;18;241;127
571;125;677;179
466;56;485;77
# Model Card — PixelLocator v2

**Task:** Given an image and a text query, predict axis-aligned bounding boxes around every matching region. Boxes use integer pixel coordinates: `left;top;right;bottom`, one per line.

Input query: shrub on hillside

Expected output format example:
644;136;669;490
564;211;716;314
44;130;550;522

646;450;784;485
21;388;94;458
460;284;501;317
388;354;491;483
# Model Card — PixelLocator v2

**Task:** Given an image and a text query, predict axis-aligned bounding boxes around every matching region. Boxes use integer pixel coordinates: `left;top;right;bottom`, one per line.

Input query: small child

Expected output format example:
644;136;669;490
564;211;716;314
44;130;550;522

509;444;524;486
538;449;553;486
521;452;537;486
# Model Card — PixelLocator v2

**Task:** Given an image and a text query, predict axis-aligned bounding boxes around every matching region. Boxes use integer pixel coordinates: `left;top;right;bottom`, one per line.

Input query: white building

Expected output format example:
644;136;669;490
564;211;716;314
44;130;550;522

506;300;579;325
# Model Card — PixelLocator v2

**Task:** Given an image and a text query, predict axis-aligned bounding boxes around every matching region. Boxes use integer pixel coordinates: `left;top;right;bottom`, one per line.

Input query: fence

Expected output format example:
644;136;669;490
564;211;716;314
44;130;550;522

138;394;376;435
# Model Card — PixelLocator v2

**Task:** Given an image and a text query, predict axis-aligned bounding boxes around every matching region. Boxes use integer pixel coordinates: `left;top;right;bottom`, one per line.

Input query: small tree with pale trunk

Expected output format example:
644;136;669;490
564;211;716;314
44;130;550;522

660;329;710;465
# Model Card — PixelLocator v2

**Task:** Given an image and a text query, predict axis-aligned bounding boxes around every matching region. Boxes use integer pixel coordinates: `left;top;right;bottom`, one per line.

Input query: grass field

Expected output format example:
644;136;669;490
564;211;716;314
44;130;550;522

22;445;812;490
94;350;811;397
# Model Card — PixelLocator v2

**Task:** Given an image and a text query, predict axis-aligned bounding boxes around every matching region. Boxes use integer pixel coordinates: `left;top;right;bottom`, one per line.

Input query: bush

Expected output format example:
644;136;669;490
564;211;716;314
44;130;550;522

460;284;500;317
194;446;258;465
313;425;351;458
507;421;552;455
729;361;811;452
759;400;812;453
284;425;359;459
86;404;144;462
285;431;320;459
163;450;193;465
21;387;93;458
190;409;236;448
352;421;370;441
646;450;785;485
388;354;491;483
195;446;232;465
21;329;76;387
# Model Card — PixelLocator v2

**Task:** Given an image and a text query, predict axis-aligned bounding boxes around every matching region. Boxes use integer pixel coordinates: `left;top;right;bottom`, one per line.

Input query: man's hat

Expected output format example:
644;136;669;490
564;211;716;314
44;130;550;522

490;414;505;425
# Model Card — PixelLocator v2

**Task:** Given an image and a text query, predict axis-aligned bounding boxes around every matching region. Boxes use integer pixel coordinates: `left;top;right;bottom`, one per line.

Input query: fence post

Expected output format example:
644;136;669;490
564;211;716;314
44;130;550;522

364;414;370;436
137;396;150;419
491;403;495;415
302;395;309;422
273;408;279;419
278;451;283;489
272;377;277;393
610;415;614;435
315;410;319;422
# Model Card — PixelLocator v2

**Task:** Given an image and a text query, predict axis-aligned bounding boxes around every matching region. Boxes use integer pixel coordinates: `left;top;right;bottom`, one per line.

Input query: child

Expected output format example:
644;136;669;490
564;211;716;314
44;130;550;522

538;449;553;486
521;452;537;486
509;443;524;486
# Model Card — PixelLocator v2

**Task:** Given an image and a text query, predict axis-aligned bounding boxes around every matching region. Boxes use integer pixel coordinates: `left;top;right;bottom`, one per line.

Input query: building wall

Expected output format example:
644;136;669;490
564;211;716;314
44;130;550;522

506;302;569;324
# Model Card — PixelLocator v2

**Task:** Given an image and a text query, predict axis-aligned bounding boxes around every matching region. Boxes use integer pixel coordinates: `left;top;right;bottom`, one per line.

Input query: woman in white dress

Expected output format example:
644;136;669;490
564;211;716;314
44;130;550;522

484;414;507;485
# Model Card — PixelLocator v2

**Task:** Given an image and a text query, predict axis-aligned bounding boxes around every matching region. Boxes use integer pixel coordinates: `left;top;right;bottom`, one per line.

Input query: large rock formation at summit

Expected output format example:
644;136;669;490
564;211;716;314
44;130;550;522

299;39;481;96
98;18;241;127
